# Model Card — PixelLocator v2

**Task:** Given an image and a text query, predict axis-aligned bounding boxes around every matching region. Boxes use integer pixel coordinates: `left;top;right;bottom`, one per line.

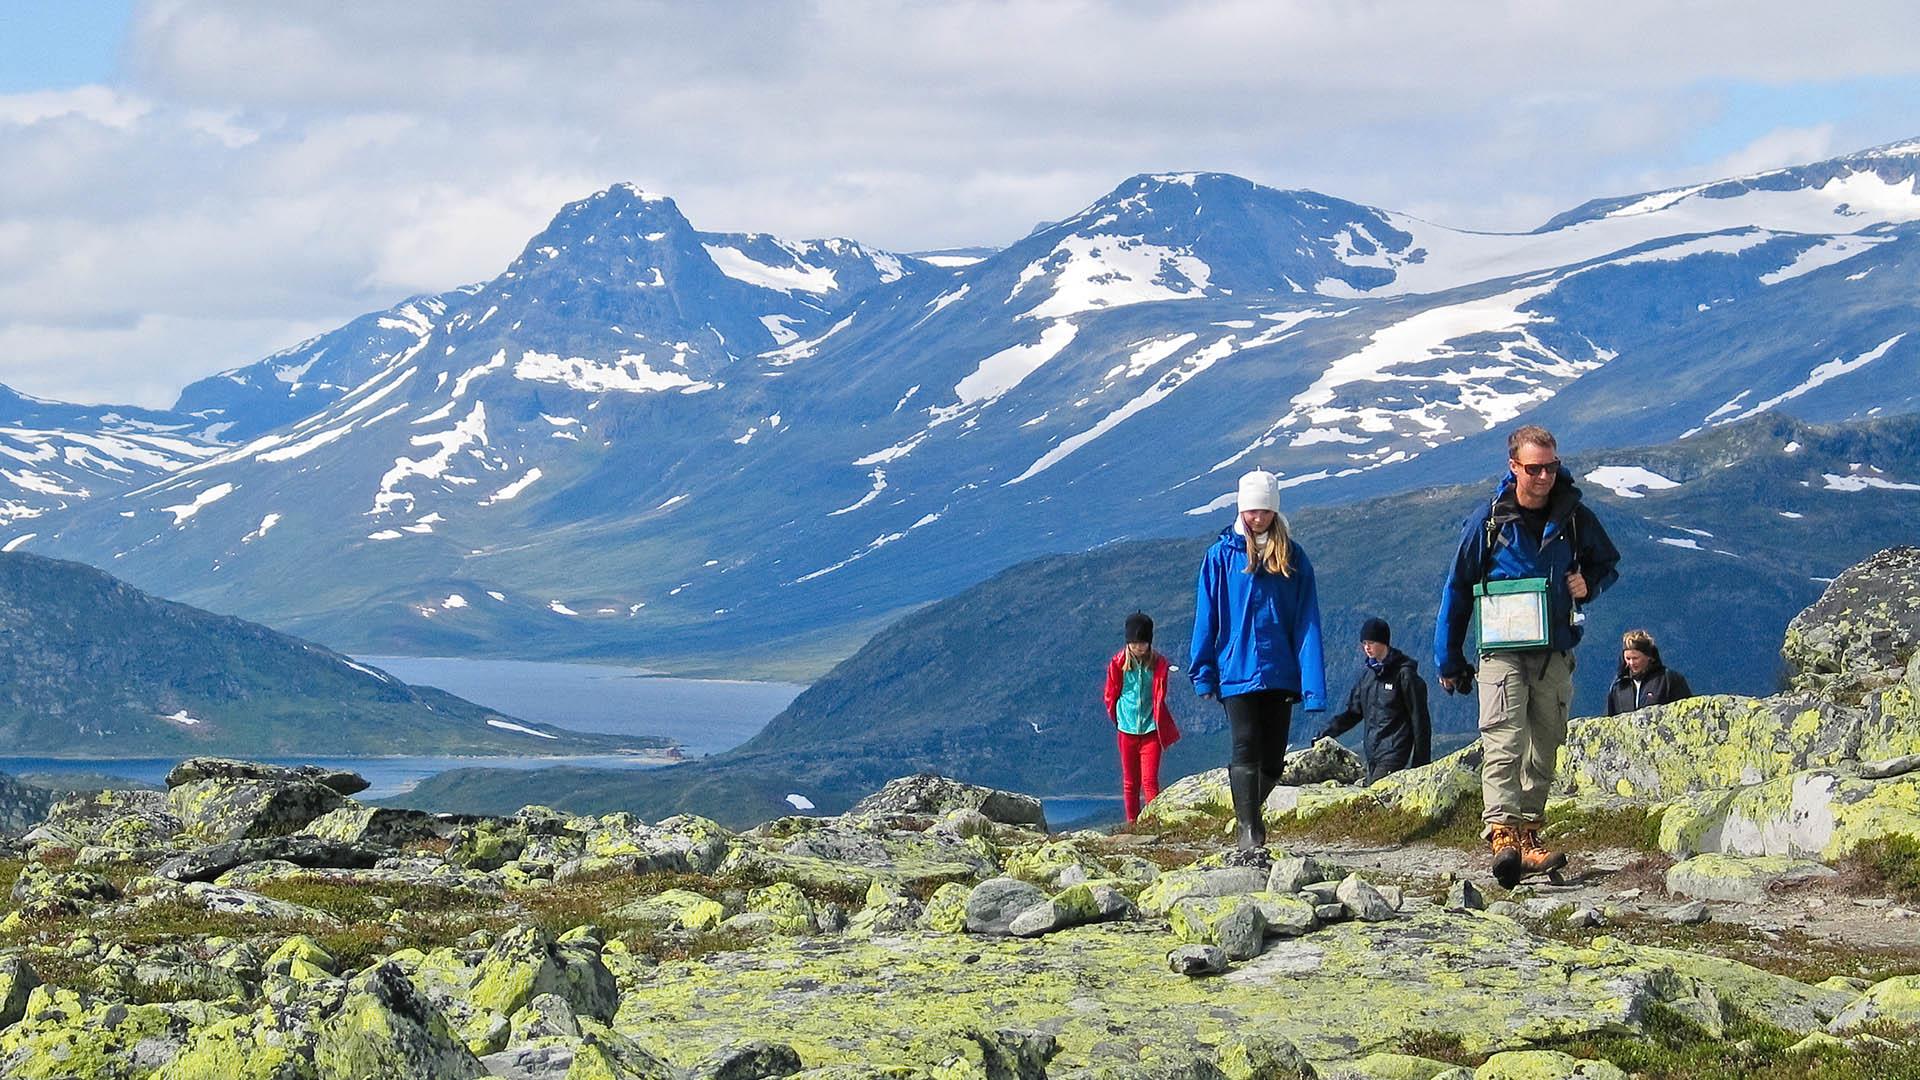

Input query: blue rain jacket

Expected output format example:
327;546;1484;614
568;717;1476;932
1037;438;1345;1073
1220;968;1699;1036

1189;526;1327;708
1433;471;1621;679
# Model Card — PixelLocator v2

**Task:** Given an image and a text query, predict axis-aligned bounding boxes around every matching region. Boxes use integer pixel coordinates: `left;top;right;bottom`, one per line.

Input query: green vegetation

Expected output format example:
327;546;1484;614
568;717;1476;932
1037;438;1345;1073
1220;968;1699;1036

1543;801;1667;853
1845;835;1920;905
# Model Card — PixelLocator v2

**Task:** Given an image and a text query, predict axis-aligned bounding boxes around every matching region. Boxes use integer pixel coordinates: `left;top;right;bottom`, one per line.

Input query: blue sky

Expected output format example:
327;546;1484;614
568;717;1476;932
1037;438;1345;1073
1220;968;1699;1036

0;2;132;92
2;1;1918;407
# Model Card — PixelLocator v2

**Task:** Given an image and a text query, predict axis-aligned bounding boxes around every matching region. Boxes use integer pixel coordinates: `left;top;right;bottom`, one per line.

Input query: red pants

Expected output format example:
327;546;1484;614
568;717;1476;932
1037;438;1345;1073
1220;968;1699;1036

1117;730;1163;822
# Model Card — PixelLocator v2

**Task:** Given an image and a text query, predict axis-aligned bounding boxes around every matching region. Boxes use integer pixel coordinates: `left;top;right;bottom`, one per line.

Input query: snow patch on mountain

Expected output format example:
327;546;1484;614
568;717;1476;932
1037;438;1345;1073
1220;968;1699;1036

1760;234;1896;285
161;482;235;524
1585;466;1681;498
1012;234;1212;320
483;468;542;505
936;321;1081;420
703;243;838;295
1009;336;1237;485
514;351;716;395
242;513;280;542
1722;334;1906;424
373;403;488;515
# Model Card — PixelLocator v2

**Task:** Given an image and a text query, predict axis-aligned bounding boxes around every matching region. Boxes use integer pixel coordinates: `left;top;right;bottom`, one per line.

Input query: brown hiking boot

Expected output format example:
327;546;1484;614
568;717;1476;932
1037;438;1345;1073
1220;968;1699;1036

1488;824;1524;889
1519;825;1568;878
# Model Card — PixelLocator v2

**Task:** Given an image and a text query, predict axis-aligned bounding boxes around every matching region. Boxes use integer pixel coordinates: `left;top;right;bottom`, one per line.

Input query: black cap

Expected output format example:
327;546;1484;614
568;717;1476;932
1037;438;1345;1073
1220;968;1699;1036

1360;617;1391;645
1125;611;1154;644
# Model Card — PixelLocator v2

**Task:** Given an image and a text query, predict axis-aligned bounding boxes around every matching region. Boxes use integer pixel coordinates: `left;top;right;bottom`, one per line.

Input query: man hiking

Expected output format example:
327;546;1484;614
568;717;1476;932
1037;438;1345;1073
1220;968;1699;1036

1434;425;1620;888
1317;618;1432;785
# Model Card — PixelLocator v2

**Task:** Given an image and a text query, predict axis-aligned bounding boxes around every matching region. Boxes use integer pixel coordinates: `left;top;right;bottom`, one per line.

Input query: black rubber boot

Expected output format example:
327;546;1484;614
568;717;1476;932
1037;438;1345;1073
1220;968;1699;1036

1229;763;1266;851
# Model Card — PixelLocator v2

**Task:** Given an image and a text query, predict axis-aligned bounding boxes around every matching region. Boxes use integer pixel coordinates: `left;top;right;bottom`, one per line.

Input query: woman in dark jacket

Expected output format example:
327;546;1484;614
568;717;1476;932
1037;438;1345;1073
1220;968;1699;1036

1606;629;1694;716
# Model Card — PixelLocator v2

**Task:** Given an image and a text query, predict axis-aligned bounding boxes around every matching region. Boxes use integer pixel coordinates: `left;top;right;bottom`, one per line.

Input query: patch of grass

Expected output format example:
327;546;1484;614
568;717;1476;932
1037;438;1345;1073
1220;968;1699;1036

1538;1004;1920;1079
1543;802;1666;853
253;878;497;923
1396;1029;1476;1065
0;857;21;899
1842;836;1920;905
1533;912;1920;985
1267;793;1486;851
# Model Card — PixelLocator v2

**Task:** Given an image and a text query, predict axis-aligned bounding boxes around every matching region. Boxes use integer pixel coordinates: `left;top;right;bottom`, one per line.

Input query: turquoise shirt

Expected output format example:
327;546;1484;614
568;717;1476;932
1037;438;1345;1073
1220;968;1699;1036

1115;663;1158;736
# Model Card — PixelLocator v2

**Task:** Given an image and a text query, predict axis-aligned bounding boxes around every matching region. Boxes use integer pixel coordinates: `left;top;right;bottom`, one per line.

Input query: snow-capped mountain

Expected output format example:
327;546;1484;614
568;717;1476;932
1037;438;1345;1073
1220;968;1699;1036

0;385;222;537
18;141;1920;671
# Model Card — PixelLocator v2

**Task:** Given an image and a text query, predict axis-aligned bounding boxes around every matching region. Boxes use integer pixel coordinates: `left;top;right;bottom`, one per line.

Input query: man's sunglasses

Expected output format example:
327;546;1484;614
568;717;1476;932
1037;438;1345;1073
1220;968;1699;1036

1512;459;1561;478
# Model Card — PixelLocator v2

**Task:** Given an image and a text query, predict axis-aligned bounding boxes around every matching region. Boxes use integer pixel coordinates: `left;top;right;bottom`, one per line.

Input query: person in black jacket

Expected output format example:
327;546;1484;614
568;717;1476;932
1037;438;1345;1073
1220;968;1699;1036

1606;629;1694;716
1318;618;1432;785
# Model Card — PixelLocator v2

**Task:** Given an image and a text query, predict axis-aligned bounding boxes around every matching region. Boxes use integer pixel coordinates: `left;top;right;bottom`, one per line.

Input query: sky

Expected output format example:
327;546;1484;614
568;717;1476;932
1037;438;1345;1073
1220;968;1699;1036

2;1;1919;408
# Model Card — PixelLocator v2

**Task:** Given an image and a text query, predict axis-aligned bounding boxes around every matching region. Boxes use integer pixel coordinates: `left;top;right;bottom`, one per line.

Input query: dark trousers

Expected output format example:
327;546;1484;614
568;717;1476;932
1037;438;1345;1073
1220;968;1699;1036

1224;688;1294;779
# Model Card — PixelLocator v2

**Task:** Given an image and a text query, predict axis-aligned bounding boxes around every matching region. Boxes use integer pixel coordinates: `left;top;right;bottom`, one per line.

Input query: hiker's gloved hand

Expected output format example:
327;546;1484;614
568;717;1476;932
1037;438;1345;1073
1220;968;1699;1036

1440;670;1475;696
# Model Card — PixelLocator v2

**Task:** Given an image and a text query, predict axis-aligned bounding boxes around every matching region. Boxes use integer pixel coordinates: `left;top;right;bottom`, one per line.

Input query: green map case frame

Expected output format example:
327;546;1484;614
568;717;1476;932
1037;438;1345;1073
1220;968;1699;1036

1473;576;1552;652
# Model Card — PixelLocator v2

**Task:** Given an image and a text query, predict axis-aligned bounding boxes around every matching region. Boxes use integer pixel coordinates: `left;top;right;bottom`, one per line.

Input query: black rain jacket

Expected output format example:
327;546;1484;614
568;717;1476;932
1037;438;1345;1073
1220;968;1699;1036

1605;645;1694;716
1320;646;1432;783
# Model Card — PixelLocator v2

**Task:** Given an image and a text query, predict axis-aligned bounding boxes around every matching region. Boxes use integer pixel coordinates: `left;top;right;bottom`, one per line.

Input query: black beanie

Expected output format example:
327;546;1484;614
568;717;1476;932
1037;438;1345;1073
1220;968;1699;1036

1360;617;1391;645
1125;611;1154;644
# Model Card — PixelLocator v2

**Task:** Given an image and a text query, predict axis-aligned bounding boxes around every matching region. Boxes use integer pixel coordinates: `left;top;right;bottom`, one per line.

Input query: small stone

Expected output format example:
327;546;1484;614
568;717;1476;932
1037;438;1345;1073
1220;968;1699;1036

1861;753;1920;780
1007;901;1066;938
689;1040;804;1080
1167;945;1228;976
964;877;1048;935
1314;902;1346;922
1335;873;1395;921
1486;900;1527;919
1299;880;1341;903
1376;884;1404;911
1566;905;1606;928
1444;879;1487;912
1665;900;1712;925
1612;888;1644;901
1266;855;1325;894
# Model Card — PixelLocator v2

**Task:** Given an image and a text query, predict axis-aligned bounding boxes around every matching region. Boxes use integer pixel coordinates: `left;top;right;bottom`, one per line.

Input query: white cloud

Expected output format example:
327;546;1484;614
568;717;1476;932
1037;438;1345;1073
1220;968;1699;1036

1;1;1917;405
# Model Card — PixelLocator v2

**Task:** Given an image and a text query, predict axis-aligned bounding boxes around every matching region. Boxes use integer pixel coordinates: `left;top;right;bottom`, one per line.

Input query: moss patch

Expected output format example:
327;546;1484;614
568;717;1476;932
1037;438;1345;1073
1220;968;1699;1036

1842;835;1920;904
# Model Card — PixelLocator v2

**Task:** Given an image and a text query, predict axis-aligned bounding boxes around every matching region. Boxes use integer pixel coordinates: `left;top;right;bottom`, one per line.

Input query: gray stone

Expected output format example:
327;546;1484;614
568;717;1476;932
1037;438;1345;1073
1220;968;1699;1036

1665;854;1838;905
1314;903;1347;922
1665;900;1713;925
1248;894;1318;937
1214;902;1269;961
689;1040;806;1080
964;877;1049;935
1168;945;1229;976
1445;879;1487;912
184;882;338;923
169;776;346;843
154;834;389;882
1486;900;1527;919
1377;884;1405;912
1087;884;1135;921
1299;880;1341;903
1267;855;1326;895
1567;905;1606;929
1335;873;1395;922
1861;754;1920;780
166;757;371;795
0;956;38;1028
1280;737;1366;785
1007;901;1067;938
850;774;1048;831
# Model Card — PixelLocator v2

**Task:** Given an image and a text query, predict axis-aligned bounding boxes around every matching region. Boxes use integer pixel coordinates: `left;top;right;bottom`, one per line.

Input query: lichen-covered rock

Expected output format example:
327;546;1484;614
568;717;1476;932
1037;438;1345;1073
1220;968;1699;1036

469;924;618;1023
23;788;181;850
165;758;370;796
169;775;347;844
606;906;1769;1068
720;818;995;894
746;883;819;935
1002;841;1109;888
1268;856;1327;895
1558;695;1855;802
313;961;487;1078
1334;1052;1459;1079
921;882;971;934
850;775;1048;831
1657;769;1920;860
1368;743;1484;821
1138;867;1266;916
0;988;221;1079
446;820;528;871
1244;893;1318;937
1784;546;1920;696
964;877;1047;935
0;773;58;838
266;936;337;982
1663;853;1836;905
185;882;338;923
1169;944;1230;977
1472;1050;1627;1080
1828;973;1920;1032
579;813;733;875
1170;895;1268;961
1444;880;1486;913
688;1040;806;1080
1335;875;1395;922
298;805;443;847
1627;944;1852;1033
611;888;726;932
154;834;386;883
0;956;39;1028
1281;737;1366;786
8;861;118;912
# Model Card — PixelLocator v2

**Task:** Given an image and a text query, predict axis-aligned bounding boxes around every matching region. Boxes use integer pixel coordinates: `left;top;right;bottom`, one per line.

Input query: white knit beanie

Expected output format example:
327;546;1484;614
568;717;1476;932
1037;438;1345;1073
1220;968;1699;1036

1237;469;1280;514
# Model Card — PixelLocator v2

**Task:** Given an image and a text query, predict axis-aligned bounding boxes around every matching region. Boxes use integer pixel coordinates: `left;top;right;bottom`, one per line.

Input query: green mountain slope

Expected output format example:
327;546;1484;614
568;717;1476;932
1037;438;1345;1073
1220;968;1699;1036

0;552;670;758
390;413;1920;825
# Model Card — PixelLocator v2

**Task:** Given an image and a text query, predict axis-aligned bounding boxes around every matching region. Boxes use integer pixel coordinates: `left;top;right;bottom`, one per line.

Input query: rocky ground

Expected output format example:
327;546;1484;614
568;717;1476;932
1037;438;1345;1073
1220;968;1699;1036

1;549;1919;1079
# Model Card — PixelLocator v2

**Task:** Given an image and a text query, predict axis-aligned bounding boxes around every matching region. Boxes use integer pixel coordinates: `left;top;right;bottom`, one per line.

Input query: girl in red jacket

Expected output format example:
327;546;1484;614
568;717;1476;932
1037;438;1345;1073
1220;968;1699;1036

1105;611;1182;822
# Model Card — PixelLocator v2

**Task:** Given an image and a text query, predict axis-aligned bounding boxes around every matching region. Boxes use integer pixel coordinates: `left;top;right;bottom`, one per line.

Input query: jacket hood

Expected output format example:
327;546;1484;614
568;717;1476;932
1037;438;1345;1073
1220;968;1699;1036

1377;647;1418;676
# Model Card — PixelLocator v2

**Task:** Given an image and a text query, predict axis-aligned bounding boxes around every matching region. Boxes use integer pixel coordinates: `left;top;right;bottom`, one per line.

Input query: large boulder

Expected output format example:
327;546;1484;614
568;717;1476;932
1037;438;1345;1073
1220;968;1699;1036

165;758;371;796
1657;769;1920;860
22;788;181;851
299;806;445;848
0;777;60;840
851;774;1048;831
1664;854;1837;905
169;776;347;844
1280;737;1366;786
1783;546;1920;699
154;834;390;882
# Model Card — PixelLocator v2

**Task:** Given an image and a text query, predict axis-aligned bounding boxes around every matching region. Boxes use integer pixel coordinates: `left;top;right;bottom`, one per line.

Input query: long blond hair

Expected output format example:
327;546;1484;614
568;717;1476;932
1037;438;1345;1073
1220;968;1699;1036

1122;642;1157;672
1243;515;1295;576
